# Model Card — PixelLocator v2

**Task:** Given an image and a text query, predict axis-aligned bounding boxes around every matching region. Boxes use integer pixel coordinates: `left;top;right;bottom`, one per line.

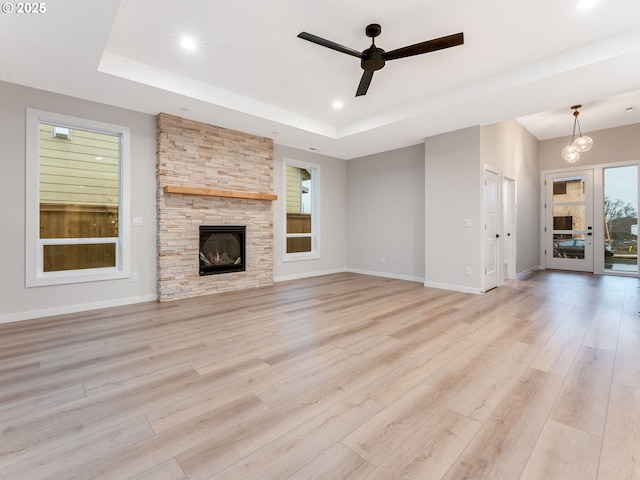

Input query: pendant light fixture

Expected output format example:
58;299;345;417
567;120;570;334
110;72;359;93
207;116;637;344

561;104;593;163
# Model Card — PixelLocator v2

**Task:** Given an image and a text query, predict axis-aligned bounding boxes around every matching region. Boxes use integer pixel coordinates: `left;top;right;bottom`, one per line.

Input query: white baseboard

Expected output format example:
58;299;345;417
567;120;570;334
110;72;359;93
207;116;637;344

0;294;158;325
274;267;348;283
517;266;541;280
346;268;424;283
423;281;483;295
274;267;425;284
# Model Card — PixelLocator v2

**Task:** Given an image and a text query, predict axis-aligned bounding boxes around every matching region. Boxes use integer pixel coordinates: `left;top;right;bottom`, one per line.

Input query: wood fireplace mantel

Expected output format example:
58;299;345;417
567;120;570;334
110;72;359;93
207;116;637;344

163;185;277;201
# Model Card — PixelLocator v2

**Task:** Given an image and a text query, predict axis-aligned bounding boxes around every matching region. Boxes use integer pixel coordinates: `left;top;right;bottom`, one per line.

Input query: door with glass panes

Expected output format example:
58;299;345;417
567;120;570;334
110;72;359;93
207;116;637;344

545;170;594;272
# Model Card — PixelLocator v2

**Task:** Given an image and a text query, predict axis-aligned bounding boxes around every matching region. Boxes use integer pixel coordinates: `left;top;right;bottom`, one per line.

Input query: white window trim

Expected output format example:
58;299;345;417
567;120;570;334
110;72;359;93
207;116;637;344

283;157;321;262
25;108;131;287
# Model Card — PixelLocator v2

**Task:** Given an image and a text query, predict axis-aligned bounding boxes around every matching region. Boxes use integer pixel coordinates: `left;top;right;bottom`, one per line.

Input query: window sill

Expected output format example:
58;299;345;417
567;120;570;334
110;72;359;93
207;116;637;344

283;253;321;262
26;269;129;288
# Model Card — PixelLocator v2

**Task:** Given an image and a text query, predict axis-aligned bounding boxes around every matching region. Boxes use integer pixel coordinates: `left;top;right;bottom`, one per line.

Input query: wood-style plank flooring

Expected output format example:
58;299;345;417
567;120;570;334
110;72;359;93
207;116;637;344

1;271;639;479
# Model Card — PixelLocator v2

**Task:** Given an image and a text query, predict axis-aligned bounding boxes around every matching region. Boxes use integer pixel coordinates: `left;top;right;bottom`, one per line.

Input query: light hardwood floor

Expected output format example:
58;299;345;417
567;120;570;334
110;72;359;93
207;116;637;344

1;271;639;480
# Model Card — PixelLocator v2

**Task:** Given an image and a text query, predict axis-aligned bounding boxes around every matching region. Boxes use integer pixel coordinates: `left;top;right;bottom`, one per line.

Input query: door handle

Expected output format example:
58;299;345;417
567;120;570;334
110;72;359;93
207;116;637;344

496;234;500;238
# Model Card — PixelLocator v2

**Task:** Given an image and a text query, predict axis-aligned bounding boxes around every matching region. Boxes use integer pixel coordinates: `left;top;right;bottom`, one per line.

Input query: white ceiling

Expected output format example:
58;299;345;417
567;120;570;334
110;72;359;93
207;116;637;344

2;0;640;159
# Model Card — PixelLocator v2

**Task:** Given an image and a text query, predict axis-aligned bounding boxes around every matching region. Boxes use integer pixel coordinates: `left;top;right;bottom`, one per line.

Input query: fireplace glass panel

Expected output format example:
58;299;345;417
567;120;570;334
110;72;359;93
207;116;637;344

199;226;246;275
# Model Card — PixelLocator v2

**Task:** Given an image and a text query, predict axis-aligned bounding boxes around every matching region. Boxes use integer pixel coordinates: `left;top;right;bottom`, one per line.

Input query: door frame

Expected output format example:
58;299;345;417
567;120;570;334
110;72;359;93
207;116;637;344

543;169;595;272
483;165;502;292
541;160;640;276
503;176;517;280
481;167;517;290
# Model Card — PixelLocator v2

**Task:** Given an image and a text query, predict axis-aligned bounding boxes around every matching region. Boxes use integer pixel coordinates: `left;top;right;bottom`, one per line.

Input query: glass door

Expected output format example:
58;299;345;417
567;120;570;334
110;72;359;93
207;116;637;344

603;165;638;274
545;170;594;272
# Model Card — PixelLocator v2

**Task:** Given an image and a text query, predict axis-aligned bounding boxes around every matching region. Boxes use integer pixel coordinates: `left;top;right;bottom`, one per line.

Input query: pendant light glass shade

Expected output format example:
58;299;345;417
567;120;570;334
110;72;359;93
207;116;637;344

561;105;593;163
572;134;593;152
561;145;580;163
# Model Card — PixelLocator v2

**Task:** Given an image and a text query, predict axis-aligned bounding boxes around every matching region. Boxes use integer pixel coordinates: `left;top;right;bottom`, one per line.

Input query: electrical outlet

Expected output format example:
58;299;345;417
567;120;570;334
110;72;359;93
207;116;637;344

132;273;140;282
381;256;386;264
133;217;143;226
465;267;471;276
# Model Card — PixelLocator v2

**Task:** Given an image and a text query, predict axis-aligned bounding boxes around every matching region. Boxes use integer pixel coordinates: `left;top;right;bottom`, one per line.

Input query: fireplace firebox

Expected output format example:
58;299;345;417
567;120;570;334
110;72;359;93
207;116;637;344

199;226;246;275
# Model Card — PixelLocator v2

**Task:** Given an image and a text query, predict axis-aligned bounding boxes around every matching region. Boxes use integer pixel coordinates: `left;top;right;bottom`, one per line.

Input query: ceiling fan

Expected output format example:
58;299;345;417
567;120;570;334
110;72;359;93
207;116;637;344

297;24;464;97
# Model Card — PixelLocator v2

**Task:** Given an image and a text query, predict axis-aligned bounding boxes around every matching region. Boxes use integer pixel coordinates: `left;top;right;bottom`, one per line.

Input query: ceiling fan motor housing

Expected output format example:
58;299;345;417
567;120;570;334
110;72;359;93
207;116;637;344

362;47;386;71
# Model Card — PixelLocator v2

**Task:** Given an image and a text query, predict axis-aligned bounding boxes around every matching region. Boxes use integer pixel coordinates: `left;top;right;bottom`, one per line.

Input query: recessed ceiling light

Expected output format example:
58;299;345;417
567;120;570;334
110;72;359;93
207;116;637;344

576;0;599;9
332;101;344;109
181;37;197;50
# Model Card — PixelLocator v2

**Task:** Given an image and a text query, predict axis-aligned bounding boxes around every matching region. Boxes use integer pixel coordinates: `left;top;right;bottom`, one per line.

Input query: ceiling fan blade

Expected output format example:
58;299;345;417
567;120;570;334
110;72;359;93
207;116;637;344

385;32;464;61
356;70;374;97
297;32;362;58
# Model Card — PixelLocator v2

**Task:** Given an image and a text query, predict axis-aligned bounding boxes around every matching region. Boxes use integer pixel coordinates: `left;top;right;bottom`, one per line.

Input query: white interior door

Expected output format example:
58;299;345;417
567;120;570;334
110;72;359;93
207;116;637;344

545;170;594;272
484;169;500;291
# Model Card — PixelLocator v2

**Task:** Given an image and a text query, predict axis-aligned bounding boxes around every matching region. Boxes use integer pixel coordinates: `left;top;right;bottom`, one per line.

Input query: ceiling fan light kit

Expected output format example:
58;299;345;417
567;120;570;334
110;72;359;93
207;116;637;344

297;23;464;97
561;104;594;163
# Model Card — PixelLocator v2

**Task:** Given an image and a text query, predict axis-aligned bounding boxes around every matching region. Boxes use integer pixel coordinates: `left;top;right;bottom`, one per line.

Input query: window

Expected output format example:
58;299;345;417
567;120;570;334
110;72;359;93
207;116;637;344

553;215;573;231
553;181;567;195
604;165;638;273
26;109;130;286
284;158;319;259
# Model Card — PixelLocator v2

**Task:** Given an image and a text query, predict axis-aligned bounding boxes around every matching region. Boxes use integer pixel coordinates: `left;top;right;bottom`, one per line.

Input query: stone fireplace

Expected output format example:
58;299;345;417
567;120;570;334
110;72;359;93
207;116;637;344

156;113;275;302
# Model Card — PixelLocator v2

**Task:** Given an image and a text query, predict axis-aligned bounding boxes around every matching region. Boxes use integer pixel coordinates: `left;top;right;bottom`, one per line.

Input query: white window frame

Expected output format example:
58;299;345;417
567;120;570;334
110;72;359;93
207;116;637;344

283;158;320;261
25;108;131;287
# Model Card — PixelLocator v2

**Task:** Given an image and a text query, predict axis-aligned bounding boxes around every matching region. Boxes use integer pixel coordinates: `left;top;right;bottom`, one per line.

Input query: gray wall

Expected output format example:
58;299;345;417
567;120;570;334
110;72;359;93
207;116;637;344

346;144;425;281
273;144;348;281
423;121;541;293
4;79;597;321
538;122;640;274
539;123;640;171
0;81;158;322
481;119;540;275
425;127;483;292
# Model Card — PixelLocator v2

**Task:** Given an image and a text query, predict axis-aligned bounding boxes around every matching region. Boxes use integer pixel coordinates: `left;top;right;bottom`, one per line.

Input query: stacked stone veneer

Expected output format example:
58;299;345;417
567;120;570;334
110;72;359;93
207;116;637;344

156;113;275;301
